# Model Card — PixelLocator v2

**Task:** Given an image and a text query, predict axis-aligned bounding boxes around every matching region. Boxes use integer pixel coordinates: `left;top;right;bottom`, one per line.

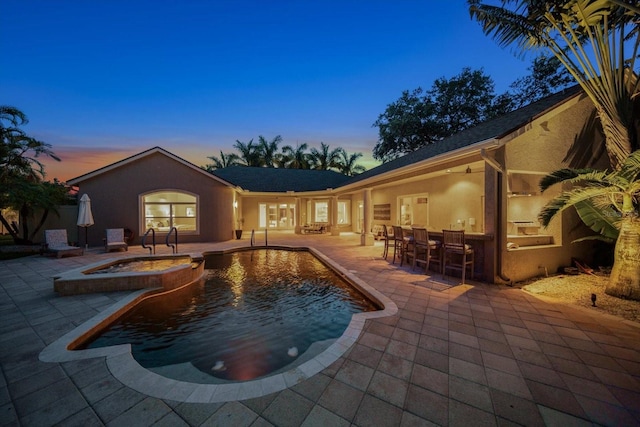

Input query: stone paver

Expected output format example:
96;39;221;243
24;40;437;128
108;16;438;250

1;232;640;426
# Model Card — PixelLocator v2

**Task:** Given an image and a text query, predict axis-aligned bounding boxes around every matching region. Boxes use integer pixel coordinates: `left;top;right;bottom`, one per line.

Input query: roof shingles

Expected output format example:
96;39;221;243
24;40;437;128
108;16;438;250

211;167;351;192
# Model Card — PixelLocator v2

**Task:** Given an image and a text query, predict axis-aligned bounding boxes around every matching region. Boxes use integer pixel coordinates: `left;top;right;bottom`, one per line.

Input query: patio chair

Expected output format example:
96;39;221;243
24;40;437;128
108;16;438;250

382;225;394;260
44;229;83;258
104;228;128;252
409;227;431;272
392;226;413;266
409;227;441;274
442;229;474;284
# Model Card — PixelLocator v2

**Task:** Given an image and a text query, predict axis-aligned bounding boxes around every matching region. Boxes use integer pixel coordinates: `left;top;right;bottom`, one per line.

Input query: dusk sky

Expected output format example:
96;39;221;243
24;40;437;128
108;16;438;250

2;1;537;182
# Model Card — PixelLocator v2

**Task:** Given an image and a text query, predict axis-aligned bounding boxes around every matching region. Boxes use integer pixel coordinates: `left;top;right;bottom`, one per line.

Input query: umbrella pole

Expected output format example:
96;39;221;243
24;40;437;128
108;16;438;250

85;227;88;249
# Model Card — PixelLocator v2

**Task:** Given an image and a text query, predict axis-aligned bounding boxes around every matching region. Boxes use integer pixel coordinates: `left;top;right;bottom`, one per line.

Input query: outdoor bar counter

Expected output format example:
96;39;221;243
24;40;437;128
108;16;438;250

426;230;494;283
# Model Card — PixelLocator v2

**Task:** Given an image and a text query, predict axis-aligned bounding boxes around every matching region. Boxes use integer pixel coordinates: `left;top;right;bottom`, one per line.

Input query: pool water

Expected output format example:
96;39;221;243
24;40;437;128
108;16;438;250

82;249;378;381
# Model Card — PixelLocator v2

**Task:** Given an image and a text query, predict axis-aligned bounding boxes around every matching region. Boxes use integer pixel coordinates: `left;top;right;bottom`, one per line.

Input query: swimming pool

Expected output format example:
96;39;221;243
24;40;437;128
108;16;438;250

40;246;397;402
76;248;379;382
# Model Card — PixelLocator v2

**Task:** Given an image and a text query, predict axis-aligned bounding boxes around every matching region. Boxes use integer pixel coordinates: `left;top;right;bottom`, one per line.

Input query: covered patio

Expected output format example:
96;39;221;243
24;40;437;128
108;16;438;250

2;231;639;426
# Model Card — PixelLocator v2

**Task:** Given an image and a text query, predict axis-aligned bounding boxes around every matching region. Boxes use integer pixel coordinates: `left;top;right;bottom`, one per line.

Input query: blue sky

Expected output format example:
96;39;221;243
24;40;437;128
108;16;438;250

1;1;536;181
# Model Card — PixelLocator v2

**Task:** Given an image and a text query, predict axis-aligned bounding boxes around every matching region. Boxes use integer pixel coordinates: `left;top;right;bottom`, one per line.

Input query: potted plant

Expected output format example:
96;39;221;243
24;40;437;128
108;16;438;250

235;218;244;240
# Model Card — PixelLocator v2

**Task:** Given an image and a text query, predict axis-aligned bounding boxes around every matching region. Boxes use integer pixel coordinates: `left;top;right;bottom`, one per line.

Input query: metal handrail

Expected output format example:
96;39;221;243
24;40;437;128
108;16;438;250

166;227;178;254
142;228;156;254
249;229;269;247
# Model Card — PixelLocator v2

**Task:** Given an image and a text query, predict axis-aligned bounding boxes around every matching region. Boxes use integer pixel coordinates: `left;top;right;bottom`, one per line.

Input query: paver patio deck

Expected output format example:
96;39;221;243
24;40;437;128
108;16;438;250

1;232;639;426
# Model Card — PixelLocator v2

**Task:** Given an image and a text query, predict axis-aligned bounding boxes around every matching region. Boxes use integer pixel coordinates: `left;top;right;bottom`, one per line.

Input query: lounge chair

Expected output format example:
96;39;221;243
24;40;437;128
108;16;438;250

104;228;128;252
44;229;83;258
302;223;328;234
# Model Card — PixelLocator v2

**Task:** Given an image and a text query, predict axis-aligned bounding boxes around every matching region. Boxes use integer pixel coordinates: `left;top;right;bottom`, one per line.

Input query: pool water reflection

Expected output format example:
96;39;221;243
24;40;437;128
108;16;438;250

80;249;379;382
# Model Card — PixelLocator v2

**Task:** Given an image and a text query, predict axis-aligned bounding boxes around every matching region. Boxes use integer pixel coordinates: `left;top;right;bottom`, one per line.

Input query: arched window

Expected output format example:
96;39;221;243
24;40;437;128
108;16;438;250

141;191;198;233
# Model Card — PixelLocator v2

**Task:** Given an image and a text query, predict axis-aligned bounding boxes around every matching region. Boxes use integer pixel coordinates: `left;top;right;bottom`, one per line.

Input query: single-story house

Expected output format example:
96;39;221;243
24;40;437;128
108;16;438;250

61;85;608;283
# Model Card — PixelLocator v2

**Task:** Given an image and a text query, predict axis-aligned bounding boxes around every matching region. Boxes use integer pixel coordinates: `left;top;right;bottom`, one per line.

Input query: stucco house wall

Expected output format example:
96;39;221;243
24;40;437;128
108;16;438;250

70;151;234;246
502;93;609;281
369;171;485;233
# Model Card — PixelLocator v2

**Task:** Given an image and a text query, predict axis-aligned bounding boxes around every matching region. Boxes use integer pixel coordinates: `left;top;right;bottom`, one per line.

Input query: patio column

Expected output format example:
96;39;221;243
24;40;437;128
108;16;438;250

294;197;302;234
331;196;340;236
361;188;374;246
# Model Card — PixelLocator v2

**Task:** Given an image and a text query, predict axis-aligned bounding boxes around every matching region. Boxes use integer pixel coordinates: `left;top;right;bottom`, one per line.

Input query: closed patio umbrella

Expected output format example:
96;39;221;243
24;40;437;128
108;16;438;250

77;193;94;249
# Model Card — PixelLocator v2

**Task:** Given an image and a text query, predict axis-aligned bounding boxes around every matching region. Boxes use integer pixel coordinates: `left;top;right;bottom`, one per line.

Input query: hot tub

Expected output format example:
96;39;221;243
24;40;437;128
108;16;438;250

53;255;205;295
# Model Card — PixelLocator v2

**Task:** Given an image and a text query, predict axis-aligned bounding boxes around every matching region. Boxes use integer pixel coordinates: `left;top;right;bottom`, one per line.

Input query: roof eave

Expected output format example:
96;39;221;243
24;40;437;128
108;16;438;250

337;137;501;192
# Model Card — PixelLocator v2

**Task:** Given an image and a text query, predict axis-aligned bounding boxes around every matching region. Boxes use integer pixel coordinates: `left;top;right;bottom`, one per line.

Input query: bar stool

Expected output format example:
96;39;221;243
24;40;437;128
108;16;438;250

442;229;474;284
382;225;394;260
391;226;406;265
411;227;442;274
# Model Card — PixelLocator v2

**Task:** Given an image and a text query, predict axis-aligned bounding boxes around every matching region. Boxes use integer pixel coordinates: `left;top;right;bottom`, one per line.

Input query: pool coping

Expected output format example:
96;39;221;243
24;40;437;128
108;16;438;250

39;245;398;403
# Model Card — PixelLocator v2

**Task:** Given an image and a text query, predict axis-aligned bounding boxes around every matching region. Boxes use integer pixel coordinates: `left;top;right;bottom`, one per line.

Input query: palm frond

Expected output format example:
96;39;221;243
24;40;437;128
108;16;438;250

538;185;619;226
538;168;606;192
617;149;640;182
538;193;570;226
468;1;547;53
571;234;615;244
573;200;621;240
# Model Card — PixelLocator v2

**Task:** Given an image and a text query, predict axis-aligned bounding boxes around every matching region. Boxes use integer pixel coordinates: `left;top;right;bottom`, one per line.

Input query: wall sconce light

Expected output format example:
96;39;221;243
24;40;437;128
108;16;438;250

233;201;238;208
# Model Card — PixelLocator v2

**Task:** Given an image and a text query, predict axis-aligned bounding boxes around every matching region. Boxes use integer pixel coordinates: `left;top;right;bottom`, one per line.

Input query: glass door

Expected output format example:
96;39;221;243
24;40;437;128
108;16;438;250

259;203;296;229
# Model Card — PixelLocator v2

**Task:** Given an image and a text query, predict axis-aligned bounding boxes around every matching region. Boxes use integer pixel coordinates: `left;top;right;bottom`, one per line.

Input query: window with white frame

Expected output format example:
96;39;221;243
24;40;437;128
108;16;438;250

337;201;350;224
315;201;328;222
142;191;197;233
399;194;429;226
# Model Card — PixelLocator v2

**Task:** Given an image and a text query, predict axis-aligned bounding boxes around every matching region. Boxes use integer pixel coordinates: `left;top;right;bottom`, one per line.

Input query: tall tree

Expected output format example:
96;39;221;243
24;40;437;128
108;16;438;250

372;88;439;163
336;149;366;176
431;67;508;135
310;142;342;170
0;106;64;244
281;143;310;169
10;178;70;243
508;54;575;109
1;106;59;182
469;0;640;170
203;151;240;171
233;139;261;167
373;68;510;162
257;135;283;167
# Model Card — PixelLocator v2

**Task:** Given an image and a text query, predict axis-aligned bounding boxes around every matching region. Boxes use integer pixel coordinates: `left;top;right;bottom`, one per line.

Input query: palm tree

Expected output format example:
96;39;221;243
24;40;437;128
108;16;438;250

233;139;261;167
281;143;310;169
257;135;283;167
310;142;342;171
538;150;640;299
336;149;366;176
203;151;240;171
468;0;640;170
